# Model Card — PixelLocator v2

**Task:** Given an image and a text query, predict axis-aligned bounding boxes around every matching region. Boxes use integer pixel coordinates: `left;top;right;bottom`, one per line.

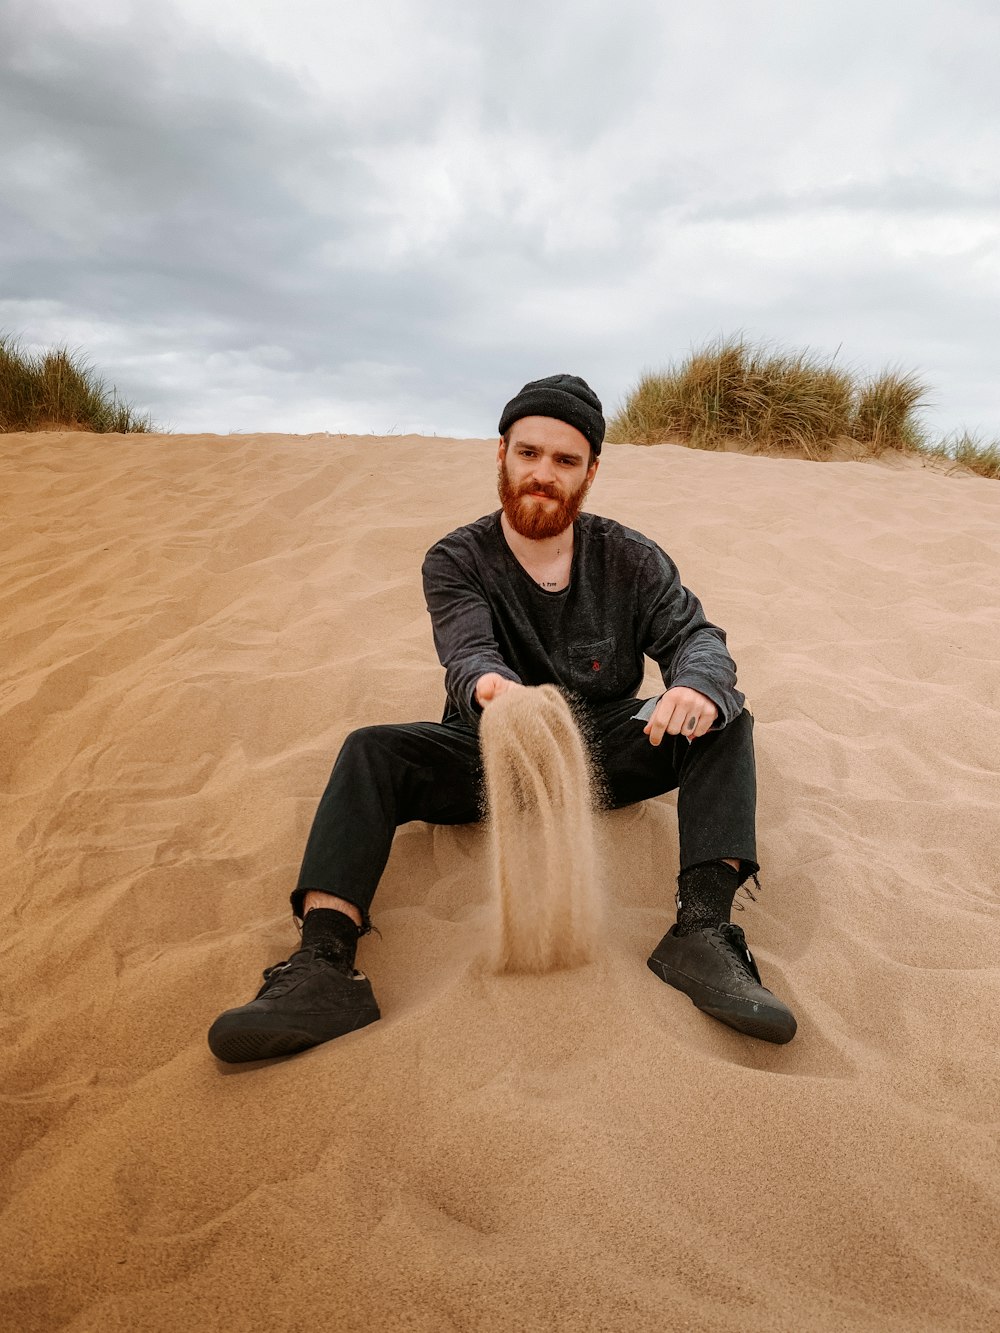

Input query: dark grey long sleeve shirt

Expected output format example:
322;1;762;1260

421;510;745;729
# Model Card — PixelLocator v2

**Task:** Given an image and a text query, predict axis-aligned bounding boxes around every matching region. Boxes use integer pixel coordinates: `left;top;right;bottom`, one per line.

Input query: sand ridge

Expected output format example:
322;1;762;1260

1;430;999;1331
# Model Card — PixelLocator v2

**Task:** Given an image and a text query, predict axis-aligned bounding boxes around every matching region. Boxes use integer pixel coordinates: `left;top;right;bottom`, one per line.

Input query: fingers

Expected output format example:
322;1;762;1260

642;690;718;746
475;674;500;707
646;702;700;745
476;673;524;707
685;709;716;741
687;716;716;741
643;697;683;746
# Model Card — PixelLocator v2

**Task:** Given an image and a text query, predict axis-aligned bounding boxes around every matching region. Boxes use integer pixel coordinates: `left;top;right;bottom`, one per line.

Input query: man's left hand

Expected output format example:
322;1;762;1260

643;687;719;746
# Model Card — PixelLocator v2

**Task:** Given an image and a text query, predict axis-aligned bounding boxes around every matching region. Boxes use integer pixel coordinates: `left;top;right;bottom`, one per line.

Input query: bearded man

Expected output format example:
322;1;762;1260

208;374;797;1063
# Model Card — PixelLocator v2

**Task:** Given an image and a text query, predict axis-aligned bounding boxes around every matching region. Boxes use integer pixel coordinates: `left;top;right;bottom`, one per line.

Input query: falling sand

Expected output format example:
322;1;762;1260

480;684;604;974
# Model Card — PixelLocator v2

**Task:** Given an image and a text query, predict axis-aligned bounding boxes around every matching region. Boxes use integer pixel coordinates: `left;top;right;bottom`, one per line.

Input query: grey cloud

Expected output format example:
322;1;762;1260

470;1;666;146
1;10;477;421
679;177;1000;224
2;0;999;439
1;5;664;429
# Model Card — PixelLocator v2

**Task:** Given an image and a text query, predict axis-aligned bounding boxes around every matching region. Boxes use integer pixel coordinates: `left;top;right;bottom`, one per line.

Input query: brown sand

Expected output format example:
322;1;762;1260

481;685;603;974
1;431;999;1332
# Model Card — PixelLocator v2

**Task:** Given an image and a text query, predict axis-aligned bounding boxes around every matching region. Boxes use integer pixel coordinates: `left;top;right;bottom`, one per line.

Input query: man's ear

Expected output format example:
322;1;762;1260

497;437;507;466
587;455;601;484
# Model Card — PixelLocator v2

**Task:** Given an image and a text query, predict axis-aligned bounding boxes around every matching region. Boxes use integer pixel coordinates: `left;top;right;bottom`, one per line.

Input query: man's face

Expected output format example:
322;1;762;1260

497;417;599;541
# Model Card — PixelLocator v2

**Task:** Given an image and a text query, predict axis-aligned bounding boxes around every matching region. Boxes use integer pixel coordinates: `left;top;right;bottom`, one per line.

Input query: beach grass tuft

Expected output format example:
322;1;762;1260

609;340;858;458
851;368;927;451
917;431;1000;480
607;337;999;480
607;337;923;457
0;335;154;433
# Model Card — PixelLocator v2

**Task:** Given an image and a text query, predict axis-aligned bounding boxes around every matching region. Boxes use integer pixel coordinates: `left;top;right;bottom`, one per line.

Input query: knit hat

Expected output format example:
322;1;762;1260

498;373;605;455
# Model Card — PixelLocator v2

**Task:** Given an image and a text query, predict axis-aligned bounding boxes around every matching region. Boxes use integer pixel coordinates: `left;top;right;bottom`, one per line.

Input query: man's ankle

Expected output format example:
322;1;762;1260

300;908;362;973
302;889;363;928
675;860;740;936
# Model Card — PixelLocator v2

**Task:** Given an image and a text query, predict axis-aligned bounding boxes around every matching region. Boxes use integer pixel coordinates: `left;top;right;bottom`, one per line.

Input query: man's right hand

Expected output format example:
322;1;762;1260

475;673;524;708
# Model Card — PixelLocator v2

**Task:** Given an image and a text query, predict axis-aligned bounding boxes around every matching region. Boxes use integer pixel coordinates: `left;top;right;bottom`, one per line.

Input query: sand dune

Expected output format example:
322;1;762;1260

2;430;998;1332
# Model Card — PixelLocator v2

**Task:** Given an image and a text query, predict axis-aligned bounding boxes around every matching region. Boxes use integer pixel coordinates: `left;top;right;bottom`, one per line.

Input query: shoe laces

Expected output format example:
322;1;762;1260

259;945;351;994
717;922;762;984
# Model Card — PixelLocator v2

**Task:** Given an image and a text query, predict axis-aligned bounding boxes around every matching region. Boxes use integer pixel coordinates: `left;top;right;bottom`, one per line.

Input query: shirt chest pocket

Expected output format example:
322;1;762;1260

569;636;618;693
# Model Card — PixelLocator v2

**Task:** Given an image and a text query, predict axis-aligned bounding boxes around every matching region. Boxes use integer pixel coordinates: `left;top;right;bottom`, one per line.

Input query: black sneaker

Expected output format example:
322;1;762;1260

208;946;380;1063
647;921;796;1044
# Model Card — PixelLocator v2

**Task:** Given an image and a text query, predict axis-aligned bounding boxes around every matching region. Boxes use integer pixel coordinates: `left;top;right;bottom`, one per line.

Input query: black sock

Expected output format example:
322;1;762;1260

675;861;740;936
300;908;361;973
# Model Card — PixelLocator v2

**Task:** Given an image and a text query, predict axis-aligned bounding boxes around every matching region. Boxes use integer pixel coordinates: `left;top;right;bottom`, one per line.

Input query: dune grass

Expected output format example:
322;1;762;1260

608;337;999;480
915;432;1000;481
0;335;154;433
607;340;858;457
851;369;928;452
606;337;929;459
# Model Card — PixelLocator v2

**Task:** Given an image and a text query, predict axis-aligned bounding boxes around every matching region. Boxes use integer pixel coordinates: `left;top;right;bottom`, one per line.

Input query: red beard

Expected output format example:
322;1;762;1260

498;459;591;540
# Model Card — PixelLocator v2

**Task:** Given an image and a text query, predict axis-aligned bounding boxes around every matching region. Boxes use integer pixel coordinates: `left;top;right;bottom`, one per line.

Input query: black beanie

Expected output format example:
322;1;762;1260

498;373;605;455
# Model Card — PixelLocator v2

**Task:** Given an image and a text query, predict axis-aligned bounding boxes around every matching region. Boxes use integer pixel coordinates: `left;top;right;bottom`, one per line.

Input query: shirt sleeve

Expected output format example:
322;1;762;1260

422;542;522;726
636;544;745;728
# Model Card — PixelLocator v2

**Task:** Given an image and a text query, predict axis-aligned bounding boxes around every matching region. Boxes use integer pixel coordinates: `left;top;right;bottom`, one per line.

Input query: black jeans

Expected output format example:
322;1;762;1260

292;697;758;923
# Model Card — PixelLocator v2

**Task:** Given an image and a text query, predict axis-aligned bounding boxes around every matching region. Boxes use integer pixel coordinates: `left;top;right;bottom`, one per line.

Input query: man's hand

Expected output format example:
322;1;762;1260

475;673;524;708
643;686;718;746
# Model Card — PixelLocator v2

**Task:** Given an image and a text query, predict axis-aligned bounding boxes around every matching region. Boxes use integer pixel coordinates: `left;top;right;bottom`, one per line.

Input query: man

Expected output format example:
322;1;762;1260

208;374;796;1063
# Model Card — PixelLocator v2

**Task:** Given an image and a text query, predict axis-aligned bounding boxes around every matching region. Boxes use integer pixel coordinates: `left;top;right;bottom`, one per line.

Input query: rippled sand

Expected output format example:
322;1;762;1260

2;431;998;1331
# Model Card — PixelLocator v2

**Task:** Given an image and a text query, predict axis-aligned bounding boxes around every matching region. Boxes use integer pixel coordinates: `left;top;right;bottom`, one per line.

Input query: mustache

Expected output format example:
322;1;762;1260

517;481;561;500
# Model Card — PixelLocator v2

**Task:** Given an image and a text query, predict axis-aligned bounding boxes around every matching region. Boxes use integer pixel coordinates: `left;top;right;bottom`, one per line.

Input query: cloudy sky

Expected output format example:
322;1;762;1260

2;0;998;439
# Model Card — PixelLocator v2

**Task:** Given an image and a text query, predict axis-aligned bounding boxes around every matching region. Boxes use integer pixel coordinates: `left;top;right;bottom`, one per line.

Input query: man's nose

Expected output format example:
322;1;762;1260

531;456;556;483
